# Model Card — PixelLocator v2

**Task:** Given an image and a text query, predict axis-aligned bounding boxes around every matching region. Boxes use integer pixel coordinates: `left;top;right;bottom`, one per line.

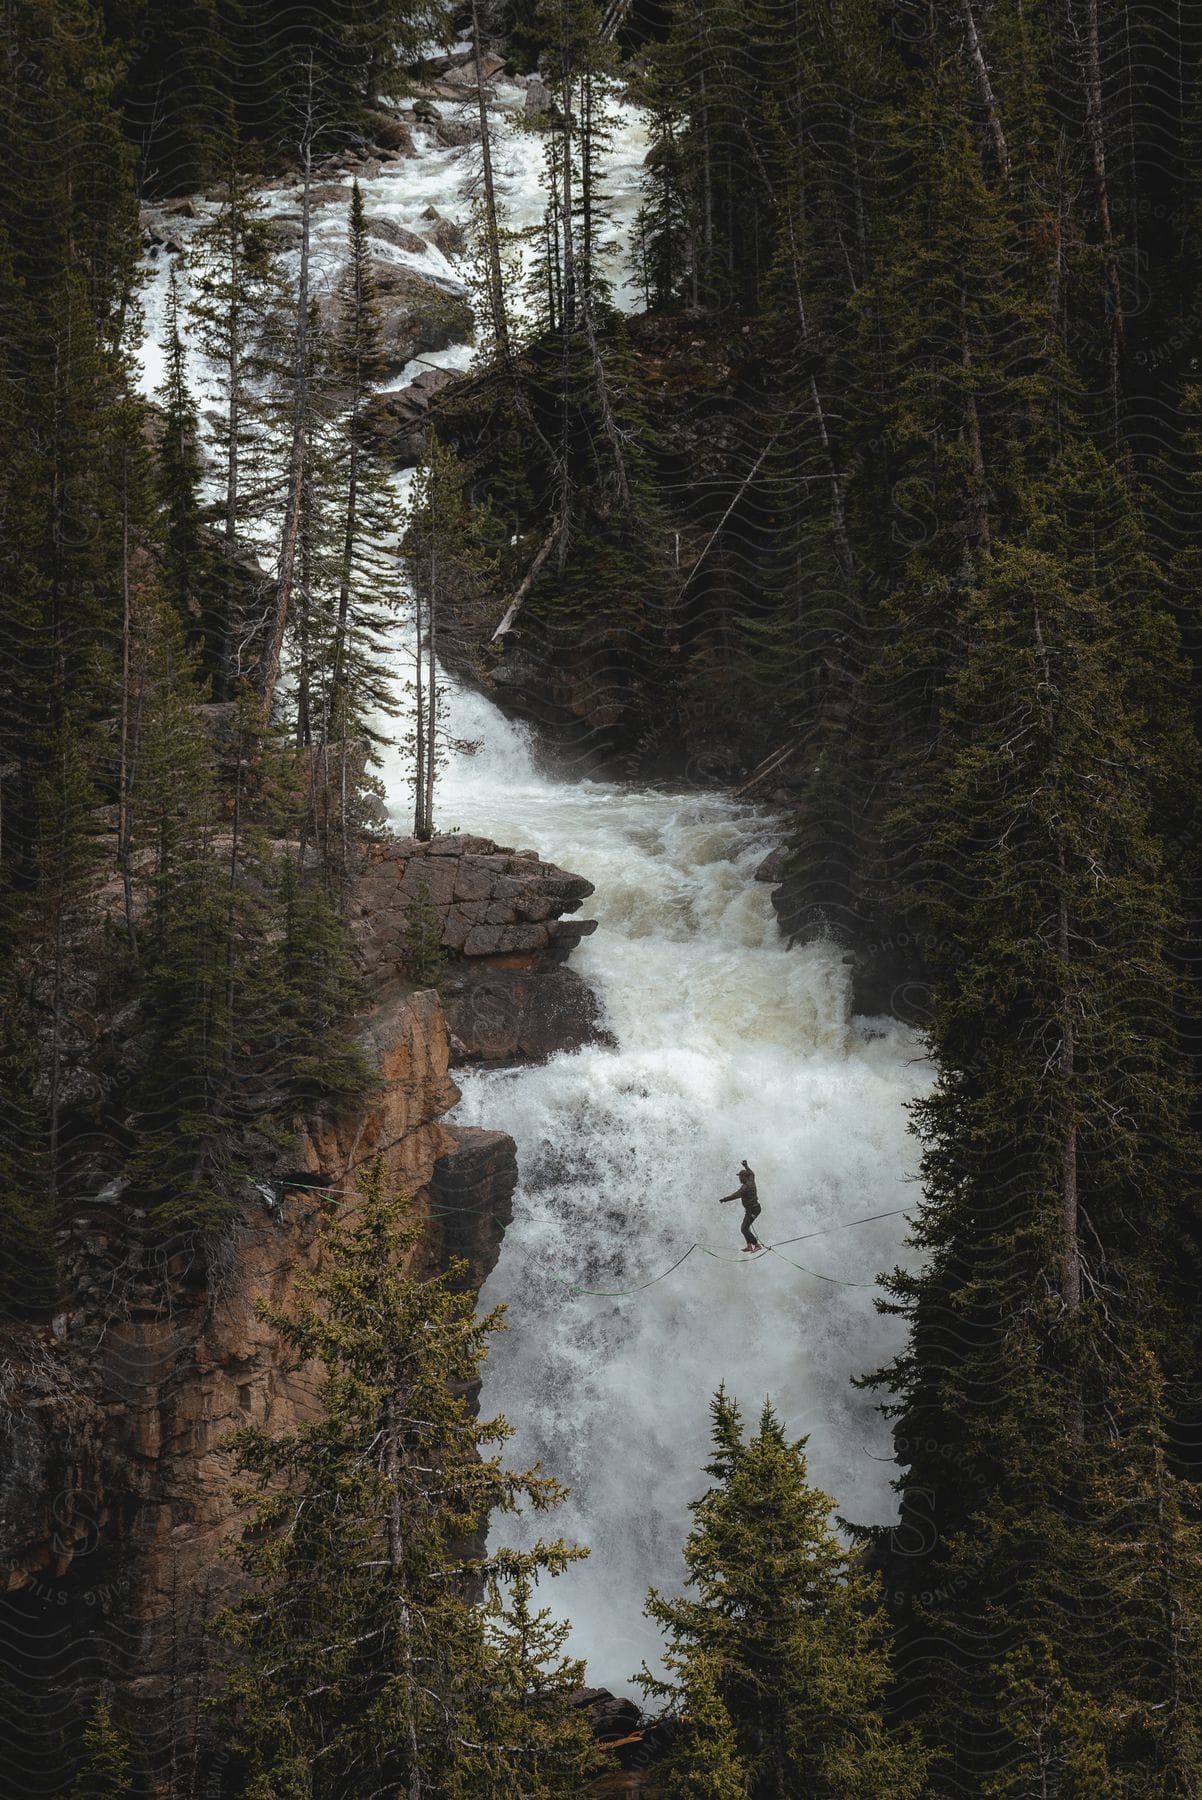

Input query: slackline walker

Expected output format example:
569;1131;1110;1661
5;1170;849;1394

717;1157;764;1252
565;1205;911;1298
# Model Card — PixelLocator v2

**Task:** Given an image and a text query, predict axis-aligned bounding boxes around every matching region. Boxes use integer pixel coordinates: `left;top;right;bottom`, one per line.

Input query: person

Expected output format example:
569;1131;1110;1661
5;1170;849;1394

719;1160;763;1252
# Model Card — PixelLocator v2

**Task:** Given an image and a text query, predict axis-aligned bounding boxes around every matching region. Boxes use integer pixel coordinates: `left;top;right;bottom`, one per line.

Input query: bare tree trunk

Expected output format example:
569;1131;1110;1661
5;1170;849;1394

118;450;138;956
600;0;633;37
1058;880;1080;1318
697;59;713;312
296;465;313;752
1080;0;1125;381
470;0;510;362
424;498;438;837
225;240;240;555
492;518;563;639
1033;606;1084;1444
580;296;632;508
259;77;315;723
962;295;991;556
558;38;576;328
383;1401;423;1798
780;205;853;570
961;0;1011;178
413;571;426;839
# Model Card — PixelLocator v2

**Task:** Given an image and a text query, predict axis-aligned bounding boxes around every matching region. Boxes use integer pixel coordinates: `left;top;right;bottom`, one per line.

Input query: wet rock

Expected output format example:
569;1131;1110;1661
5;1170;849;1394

571;1688;642;1742
413;98;442;125
352;834;594;983
443;52;507;88
319;257;472;376
435;117;481;149
525;77;554;119
367;112;415;155
306;182;356;207
754;846;784;883
430;1126;517;1290
142;219;184;255
442;965;610;1066
360;366;456;465
365;216;429;257
263;215;303;248
421;204;465;257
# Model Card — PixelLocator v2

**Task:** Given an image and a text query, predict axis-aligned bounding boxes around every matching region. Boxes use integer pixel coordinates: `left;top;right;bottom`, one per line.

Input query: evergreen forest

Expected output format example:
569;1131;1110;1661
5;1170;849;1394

2;0;1202;1794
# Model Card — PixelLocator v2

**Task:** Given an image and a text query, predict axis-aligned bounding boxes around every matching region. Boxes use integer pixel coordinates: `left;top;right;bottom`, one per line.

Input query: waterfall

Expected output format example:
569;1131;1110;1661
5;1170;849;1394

428;715;927;1685
136;64;930;1693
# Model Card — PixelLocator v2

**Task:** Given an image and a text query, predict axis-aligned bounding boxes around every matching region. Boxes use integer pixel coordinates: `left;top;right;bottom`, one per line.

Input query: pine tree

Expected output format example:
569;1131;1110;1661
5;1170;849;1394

69;1694;134;1800
157;265;218;680
641;1388;926;1799
660;1660;750;1800
400;878;448;989
218;1160;587;1798
265;858;373;1116
449;1570;603;1797
403;437;492;839
322;180;402;818
187;164;289;693
867;529;1198;1789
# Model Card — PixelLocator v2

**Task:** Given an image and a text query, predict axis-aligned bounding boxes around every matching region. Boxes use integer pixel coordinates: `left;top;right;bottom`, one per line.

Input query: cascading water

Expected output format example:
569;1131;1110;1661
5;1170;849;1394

137;61;930;1691
391;701;928;1686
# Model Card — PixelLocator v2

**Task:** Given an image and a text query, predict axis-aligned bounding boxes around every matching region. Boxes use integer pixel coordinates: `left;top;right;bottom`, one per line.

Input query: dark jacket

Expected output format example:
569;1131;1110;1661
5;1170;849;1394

720;1169;760;1216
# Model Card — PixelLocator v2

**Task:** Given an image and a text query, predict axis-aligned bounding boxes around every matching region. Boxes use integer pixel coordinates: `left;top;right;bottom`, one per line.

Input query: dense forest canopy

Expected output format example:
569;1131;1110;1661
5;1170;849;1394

2;0;1202;1793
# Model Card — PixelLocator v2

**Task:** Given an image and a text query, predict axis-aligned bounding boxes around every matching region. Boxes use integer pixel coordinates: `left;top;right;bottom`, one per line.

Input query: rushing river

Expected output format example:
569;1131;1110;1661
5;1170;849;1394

385;691;928;1686
138;57;930;1690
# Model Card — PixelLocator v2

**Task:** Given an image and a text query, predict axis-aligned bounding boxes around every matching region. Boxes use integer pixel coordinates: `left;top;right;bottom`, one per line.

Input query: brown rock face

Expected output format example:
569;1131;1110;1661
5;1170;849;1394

1;828;606;1783
429;1126;518;1291
442;965;611;1067
420;204;465;257
364;215;429;256
350;834;607;1064
0;984;511;1780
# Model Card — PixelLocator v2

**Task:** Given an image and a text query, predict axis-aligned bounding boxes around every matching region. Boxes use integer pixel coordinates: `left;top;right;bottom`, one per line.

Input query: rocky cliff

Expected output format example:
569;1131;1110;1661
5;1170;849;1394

0;829;601;1787
350;830;610;1064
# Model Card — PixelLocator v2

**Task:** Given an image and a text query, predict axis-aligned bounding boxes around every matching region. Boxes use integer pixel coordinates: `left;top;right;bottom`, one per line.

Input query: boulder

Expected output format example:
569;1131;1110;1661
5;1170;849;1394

413;98;442;125
754;846;784;883
360;367;457;465
365;216;429;257
351;833;596;986
319;257;472;376
430;1126;517;1289
525;77;554;119
570;1689;642;1743
442;965;610;1066
420;205;465;258
435;118;481;149
443;52;507;88
367;112;415;155
263;215;303;248
307;182;355;207
142;219;184;255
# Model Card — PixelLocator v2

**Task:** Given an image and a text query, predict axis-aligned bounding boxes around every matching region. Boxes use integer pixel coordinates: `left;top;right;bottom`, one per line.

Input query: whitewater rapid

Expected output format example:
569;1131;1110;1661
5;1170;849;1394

136;61;930;1691
384;697;928;1686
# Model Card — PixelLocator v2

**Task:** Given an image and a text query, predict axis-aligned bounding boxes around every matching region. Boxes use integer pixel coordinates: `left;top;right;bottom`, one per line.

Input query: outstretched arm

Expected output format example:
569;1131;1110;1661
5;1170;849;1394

718;1190;741;1204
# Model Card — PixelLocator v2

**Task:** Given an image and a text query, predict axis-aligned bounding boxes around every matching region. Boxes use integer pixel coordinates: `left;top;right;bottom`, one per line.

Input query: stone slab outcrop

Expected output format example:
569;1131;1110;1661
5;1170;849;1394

353;832;596;972
350;834;608;1065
